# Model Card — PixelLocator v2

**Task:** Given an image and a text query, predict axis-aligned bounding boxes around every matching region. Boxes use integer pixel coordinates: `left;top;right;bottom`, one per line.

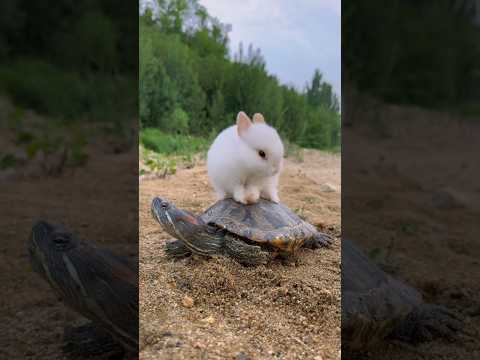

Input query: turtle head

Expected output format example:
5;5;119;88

151;197;203;240
28;221;80;289
29;222;138;349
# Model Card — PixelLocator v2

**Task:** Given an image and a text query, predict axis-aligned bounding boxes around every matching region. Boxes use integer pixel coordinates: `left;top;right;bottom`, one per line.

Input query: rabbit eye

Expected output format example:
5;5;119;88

258;150;266;159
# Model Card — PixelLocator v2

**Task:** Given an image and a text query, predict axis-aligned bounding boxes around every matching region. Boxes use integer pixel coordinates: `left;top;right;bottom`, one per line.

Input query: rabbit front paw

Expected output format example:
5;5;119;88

261;188;280;203
233;187;248;204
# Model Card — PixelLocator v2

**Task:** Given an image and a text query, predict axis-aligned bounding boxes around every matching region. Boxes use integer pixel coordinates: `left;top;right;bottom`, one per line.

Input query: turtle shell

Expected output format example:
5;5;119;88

199;198;318;252
342;238;422;349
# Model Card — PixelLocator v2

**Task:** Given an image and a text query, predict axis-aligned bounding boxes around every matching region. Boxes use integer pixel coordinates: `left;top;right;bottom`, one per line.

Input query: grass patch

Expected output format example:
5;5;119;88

141;146;178;175
284;139;304;162
327;145;341;154
3;107;90;169
139;128;339;176
0;59;86;119
140;128;209;156
139;129;210;176
0;154;16;170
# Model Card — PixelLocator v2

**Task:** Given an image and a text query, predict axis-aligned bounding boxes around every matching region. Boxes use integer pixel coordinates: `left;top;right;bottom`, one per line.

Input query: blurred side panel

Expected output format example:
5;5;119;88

342;1;480;358
0;1;138;359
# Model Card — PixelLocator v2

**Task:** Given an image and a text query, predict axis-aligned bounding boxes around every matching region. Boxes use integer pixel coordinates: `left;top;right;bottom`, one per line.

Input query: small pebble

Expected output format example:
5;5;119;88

235;352;251;360
201;315;215;324
182;295;194;308
193;341;205;349
319;183;337;192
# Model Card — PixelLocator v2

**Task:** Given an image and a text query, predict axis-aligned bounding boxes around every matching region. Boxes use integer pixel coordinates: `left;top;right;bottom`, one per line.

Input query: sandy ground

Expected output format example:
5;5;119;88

139;150;341;360
343;101;480;359
0;143;138;359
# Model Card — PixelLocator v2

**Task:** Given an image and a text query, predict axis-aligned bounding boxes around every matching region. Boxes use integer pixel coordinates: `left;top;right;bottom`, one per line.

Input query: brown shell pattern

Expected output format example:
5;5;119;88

199;198;317;252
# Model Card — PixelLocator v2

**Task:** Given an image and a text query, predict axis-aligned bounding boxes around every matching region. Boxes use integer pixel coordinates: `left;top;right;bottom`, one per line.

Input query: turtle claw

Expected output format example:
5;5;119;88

391;304;462;344
164;240;192;258
303;232;334;249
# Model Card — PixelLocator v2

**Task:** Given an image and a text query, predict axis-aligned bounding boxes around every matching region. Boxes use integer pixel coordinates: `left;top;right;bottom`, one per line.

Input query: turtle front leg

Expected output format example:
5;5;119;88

390;304;462;343
165;239;192;258
164;226;225;258
63;323;125;359
303;232;334;249
224;234;272;266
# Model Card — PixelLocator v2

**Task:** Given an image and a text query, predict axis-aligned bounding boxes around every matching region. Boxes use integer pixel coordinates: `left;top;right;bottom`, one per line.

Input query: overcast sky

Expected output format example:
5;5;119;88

199;0;341;96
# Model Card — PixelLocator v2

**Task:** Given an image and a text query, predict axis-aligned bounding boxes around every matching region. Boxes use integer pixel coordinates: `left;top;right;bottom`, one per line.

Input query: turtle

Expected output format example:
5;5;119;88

342;237;462;352
151;197;334;266
28;220;138;358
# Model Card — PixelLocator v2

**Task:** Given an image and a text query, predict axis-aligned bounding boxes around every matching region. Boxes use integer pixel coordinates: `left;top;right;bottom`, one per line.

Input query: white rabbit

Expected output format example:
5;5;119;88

207;111;284;204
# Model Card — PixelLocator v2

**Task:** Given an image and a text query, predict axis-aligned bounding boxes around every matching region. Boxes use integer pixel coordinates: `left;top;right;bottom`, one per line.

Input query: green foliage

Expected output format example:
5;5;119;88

167;107;190;134
0;1;137;126
283;140;304;162
0;154;16;170
142;147;178;175
0;59;87;118
299;107;341;149
139;23;206;131
139;0;340;150
8;106;25;129
68;130;89;166
5;111;89;167
0;58;135;123
307;70;339;112
343;1;480;112
140;128;209;155
55;11;118;72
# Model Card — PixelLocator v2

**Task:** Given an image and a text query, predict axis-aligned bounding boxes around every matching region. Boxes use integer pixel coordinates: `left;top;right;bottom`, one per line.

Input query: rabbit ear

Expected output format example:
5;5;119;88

237;111;252;136
253;113;266;124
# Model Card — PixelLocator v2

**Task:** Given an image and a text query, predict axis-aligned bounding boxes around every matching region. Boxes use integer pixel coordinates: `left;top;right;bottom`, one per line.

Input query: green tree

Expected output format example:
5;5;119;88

306;69;339;112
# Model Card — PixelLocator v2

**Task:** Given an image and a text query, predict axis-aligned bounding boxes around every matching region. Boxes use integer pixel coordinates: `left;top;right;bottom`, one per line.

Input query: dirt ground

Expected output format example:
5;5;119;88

343;101;480;359
0;141;138;359
139;150;341;360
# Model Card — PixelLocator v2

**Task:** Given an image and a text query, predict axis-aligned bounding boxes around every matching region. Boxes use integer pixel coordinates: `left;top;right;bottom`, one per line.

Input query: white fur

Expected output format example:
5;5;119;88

207;118;284;204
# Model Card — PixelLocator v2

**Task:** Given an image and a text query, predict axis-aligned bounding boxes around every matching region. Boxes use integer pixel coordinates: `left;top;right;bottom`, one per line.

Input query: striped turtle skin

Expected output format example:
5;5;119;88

28;221;138;354
152;197;333;265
